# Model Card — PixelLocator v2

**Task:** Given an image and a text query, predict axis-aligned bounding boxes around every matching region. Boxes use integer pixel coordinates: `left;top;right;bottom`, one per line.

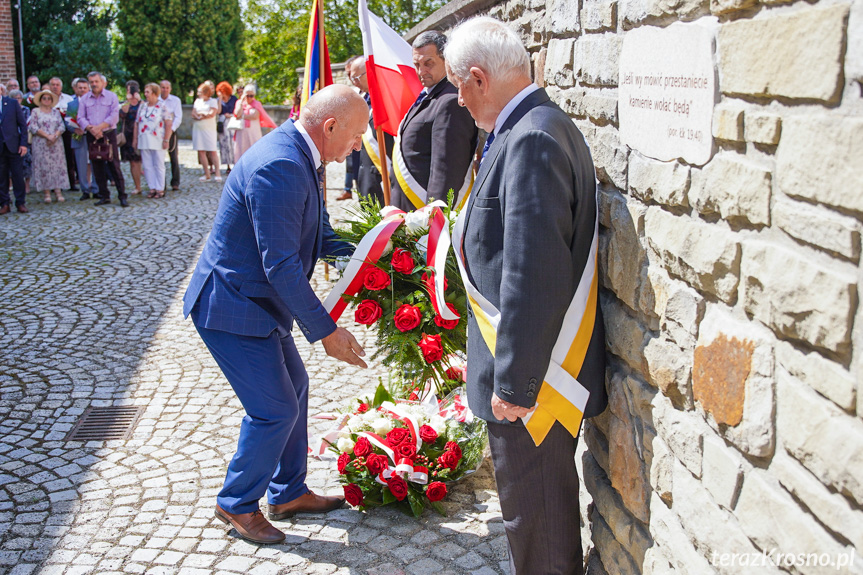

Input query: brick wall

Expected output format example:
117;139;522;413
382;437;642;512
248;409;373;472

0;0;17;83
409;0;863;572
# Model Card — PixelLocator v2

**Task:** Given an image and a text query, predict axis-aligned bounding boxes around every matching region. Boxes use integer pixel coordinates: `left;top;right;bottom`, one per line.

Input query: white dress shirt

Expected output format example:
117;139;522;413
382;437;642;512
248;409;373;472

53;93;74;114
159;94;183;132
492;83;540;137
294;121;322;169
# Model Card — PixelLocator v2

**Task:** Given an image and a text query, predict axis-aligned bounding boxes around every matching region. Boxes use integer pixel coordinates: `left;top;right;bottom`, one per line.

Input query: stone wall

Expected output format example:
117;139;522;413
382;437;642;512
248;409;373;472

410;0;863;573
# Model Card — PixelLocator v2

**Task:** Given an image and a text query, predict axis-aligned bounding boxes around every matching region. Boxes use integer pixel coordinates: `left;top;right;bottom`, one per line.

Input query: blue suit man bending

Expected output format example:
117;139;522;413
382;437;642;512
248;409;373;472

183;85;370;544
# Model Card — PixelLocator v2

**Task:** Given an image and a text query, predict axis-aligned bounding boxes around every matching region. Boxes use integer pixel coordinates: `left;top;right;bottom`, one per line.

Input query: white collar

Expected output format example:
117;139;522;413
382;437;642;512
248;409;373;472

294;121;322;169
493;83;540;137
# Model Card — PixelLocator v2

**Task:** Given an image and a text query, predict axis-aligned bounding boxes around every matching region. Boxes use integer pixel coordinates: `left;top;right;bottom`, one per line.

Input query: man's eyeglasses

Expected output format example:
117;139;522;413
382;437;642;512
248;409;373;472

349;71;367;83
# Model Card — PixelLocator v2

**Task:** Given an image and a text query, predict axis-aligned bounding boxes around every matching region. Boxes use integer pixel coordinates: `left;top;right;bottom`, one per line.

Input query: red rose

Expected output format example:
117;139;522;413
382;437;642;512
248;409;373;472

355;300;383;325
390;248;416;274
445;441;463;460
418;333;443;363
365;453;388;475
353;437;372;458
344;483;364;506
396;442;417;460
438;450;459;470
386;475;408;501
419;425;438;444
421;272;448;291
409;391;419;401
386;427;411;448
363;267;391;291
337;452;351;474
445;366;466;382
433;303;460;330
393;304;422;332
425;481;447;502
356;402;369;414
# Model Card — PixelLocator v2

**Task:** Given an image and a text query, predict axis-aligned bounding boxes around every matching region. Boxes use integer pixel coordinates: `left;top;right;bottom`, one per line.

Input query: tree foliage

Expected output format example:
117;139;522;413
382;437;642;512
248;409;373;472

116;0;245;102
242;0;446;104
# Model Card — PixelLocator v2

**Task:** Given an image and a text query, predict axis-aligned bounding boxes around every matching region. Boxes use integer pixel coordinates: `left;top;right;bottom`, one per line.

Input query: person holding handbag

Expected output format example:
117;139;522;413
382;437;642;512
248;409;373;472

134;83;173;199
216;82;237;174
119;80;143;195
78;71;128;207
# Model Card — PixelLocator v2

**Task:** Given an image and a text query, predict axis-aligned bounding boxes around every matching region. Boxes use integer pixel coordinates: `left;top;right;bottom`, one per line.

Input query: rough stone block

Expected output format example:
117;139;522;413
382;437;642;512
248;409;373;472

776;115;863;215
619;0;706;28
648;494;719;574
600;192;651;315
710;0;756;16
659;276;705;351
736;469;855;572
582;0;617;31
744;112;781;145
574;33;622;87
579;121;629;189
693;306;775;459
643;336;693;409
556;87;619;124
742;242;855;354
849;0;863;83
777;374;863;507
647;436;674;506
719;5;848;102
589;507;640;575
701;436;743;510
773;197;861;261
652;397;704;477
776;342;856;412
628;153;690;208
607;379;651;523
549;0;581;35
602;297;648;372
712;104;744;141
644;208;741;303
545;38;576;89
772;452;863;552
689;153;771;227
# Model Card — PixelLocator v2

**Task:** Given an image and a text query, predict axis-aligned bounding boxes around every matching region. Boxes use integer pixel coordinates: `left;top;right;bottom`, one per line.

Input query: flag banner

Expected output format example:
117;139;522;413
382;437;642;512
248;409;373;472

302;0;334;107
358;0;423;136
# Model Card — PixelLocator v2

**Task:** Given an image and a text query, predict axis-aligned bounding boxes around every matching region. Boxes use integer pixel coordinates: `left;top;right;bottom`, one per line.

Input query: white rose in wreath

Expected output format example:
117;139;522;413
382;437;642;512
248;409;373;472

417;234;429;255
337;437;355;454
404;210;430;236
372;417;393;436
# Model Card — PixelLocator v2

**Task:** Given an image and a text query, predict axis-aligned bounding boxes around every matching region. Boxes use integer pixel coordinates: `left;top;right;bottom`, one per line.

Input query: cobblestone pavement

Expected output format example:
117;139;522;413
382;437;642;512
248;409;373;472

0;142;508;575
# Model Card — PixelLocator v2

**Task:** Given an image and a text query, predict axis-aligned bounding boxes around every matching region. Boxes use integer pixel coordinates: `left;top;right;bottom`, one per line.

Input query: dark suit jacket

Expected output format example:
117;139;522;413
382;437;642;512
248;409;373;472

183;120;352;341
359;111;394;205
462;88;608;424
390;78;478;210
0;97;28;154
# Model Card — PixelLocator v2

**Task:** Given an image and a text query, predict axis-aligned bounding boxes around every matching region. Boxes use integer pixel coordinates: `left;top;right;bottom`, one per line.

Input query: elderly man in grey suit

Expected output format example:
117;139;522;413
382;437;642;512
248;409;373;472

446;17;608;575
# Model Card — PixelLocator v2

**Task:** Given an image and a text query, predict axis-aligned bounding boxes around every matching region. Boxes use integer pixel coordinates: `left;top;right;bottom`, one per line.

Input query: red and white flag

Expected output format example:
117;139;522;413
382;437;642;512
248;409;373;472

358;0;423;136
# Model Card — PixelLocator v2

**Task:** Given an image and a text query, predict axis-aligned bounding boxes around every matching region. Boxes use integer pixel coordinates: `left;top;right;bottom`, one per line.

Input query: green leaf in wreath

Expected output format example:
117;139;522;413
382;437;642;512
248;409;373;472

372;382;394;408
407;488;425;517
382;487;396;505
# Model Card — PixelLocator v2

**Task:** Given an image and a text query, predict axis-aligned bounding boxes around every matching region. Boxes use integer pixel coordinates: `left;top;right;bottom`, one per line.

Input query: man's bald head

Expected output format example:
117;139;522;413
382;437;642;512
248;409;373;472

298;84;368;163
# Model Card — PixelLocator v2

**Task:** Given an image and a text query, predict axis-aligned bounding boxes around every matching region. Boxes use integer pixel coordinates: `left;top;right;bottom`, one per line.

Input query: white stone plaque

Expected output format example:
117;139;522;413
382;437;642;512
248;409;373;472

619;20;718;166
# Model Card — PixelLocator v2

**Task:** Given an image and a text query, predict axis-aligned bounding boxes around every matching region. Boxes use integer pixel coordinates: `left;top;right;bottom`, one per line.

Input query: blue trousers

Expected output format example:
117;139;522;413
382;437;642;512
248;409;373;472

72;143;98;196
195;324;310;514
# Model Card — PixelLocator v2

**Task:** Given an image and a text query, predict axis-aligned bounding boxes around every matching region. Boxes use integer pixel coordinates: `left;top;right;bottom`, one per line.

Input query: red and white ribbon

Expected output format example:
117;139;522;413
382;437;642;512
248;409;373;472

425;205;459;321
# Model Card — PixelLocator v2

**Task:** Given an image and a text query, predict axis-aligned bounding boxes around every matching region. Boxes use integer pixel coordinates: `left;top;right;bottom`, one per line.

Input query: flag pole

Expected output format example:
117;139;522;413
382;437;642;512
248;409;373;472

318;0;330;281
376;125;391;205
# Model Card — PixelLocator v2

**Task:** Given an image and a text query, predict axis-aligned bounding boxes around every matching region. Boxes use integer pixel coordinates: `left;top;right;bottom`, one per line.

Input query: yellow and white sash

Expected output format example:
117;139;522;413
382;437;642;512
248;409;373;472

451;191;600;447
361;123;392;177
393;116;474;210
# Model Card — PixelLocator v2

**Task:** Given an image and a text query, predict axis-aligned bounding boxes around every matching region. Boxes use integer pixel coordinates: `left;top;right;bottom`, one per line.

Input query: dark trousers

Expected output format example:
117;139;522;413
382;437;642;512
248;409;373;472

344;149;359;191
62;130;77;189
488;420;583;575
195;324;310;514
87;130;126;200
168;132;180;189
0;147;26;207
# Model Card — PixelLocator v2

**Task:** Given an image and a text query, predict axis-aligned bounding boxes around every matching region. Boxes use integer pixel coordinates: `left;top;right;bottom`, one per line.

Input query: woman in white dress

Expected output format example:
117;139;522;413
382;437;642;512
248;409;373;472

191;82;221;182
134;83;174;199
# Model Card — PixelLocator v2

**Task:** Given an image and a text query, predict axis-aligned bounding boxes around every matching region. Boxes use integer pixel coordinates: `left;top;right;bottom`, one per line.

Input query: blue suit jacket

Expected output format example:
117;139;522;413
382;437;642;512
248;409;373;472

183;120;352;341
0;96;28;154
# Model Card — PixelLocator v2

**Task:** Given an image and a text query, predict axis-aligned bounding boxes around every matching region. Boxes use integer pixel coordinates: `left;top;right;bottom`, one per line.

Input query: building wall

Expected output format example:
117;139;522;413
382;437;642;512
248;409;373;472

410;0;863;573
0;0;18;83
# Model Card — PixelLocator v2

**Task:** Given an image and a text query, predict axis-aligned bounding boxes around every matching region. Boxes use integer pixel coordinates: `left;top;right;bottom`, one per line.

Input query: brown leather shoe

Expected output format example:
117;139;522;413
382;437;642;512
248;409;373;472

0;204;9;215
215;505;286;544
16;205;28;213
336;190;353;201
268;491;346;520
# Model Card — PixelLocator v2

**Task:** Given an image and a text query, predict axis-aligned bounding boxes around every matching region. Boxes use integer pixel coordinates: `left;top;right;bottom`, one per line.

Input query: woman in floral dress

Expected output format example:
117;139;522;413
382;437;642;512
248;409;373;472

134;83;174;199
29;90;69;203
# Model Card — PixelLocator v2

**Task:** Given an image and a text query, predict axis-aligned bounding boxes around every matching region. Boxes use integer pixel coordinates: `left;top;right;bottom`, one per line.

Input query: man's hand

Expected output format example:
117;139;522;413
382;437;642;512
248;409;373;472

74;128;84;136
491;393;533;422
321;327;368;368
18;146;27;157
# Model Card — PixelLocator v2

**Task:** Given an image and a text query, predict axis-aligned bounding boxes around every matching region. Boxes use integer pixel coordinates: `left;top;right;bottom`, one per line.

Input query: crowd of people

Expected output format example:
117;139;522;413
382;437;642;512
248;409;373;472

0;73;270;213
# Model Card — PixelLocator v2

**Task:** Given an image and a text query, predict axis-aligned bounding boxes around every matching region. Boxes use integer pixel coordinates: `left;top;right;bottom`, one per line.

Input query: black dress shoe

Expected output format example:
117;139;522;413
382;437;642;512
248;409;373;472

79;193;91;201
94;198;111;206
119;198;129;207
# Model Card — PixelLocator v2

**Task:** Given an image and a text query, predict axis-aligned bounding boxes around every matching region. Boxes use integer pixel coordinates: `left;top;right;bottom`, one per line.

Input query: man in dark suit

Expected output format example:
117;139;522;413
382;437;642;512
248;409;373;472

446;17;608;575
348;56;394;206
0;93;31;214
183;85;369;545
390;30;478;211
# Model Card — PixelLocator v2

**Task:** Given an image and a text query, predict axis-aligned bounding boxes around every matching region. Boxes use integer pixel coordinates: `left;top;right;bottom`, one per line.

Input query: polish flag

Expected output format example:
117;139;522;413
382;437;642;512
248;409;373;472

358;0;423;136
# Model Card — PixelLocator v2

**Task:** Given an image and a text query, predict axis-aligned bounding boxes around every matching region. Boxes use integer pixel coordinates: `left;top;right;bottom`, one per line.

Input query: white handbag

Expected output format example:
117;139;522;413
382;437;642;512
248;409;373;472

226;116;243;132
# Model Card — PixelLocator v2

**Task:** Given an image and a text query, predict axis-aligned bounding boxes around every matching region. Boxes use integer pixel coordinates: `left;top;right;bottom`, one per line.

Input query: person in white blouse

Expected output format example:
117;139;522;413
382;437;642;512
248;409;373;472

134;83;174;199
191;82;221;182
159;80;183;191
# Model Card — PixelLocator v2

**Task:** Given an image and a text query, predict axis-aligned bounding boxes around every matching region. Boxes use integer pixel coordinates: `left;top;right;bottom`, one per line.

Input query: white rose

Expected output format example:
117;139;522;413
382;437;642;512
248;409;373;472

380;238;394;257
429;415;446;434
333;256;351;272
336;437;355;454
417;234;429;255
372;417;393;435
404;210;430;236
380;205;401;218
347;415;363;431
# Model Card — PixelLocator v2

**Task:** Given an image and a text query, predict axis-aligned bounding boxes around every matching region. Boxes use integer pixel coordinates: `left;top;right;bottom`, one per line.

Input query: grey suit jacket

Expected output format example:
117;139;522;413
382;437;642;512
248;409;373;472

390;78;478;211
462;88;608;425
